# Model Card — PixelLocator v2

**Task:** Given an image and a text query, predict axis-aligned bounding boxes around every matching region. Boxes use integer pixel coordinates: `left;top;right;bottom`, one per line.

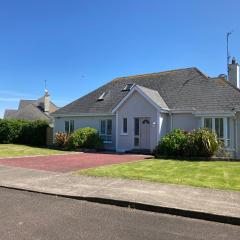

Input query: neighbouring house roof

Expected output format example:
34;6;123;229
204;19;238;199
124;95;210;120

4;110;18;119
4;94;58;122
53;67;240;115
19;100;36;109
9;104;52;121
36;96;58;113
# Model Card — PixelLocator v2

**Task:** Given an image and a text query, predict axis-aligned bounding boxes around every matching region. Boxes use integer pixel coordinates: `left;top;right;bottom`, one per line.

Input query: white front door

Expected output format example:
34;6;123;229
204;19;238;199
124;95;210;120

140;118;150;149
133;117;151;150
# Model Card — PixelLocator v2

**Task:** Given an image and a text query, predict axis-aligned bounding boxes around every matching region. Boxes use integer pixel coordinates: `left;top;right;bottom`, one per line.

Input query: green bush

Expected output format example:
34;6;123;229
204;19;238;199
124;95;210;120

0;119;25;143
0;119;48;146
154;128;219;158
68;127;103;149
153;129;188;157
186;128;219;157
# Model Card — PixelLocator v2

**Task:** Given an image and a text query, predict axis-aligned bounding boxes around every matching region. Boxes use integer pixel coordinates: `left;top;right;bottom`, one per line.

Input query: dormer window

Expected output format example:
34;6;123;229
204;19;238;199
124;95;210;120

97;92;107;101
122;83;134;92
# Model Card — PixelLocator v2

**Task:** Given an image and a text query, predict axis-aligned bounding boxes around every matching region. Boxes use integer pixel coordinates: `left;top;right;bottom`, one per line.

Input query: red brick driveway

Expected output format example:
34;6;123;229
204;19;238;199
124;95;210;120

0;153;151;173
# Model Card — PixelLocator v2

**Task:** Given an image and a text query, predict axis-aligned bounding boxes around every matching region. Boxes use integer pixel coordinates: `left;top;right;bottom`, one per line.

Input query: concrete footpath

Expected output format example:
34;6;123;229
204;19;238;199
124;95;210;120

0;165;240;225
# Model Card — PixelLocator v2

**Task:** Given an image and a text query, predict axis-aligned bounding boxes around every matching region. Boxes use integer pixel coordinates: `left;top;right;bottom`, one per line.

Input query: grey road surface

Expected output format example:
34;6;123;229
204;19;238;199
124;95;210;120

0;187;239;240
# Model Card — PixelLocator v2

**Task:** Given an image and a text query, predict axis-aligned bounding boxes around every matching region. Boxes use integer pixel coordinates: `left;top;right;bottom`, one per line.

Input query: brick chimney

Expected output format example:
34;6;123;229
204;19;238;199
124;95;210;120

228;57;240;88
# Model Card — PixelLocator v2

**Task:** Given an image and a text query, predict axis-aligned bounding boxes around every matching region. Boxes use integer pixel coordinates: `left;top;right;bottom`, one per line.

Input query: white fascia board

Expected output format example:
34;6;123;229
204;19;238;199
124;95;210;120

112;86;169;113
170;109;236;117
194;111;235;117
52;113;115;118
170;109;195;114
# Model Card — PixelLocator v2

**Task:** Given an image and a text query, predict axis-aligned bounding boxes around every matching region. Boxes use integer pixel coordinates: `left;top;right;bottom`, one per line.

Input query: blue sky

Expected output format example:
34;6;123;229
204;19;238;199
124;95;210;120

0;0;240;118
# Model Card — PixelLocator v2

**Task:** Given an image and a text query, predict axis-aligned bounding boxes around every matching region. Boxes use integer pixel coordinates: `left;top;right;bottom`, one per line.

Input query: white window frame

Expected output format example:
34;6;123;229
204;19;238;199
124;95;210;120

121;117;128;135
202;117;231;148
134;118;140;148
64;120;74;133
100;119;112;144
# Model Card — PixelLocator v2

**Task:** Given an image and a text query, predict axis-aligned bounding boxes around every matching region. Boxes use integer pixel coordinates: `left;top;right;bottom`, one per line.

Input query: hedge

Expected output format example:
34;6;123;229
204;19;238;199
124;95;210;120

0;119;49;146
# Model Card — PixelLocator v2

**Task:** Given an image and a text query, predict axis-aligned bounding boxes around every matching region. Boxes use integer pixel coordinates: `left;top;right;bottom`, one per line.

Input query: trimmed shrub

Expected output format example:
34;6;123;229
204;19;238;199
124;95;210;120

55;132;70;148
154;128;220;158
153;129;188;157
0;119;48;146
68;127;103;150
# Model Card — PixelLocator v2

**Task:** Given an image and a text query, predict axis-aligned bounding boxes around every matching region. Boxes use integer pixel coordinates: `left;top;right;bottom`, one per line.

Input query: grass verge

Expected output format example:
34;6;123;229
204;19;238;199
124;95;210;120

0;144;69;157
75;159;240;191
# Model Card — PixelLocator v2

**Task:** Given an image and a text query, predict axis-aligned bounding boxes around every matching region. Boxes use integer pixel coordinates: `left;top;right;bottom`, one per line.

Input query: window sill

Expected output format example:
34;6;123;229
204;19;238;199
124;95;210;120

225;148;235;151
104;141;112;144
120;133;128;136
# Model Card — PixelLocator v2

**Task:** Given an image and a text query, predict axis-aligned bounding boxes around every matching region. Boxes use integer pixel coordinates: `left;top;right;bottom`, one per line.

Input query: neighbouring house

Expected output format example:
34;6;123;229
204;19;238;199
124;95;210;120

4;90;58;126
52;58;240;157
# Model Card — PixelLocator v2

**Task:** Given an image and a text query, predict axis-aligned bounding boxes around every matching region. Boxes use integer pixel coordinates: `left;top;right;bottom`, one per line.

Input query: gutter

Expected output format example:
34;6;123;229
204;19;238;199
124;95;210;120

51;113;115;118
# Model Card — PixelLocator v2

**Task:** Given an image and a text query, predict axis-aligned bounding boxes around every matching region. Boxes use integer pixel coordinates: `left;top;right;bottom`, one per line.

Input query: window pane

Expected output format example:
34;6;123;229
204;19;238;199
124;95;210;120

134;137;139;147
70;120;74;133
100;120;106;134
123;118;127;133
107;120;112;135
134;118;140;136
100;119;112;143
65;121;69;133
204;118;212;130
106;135;112;142
215;118;224;138
100;135;107;141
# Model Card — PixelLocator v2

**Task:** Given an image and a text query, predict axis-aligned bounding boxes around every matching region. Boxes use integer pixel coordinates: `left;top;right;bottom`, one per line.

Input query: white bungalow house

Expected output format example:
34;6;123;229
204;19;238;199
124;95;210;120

52;58;240;157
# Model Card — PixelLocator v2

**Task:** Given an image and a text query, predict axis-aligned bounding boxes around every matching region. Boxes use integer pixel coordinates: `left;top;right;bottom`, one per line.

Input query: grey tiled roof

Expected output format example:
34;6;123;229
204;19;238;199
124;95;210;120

4;110;18;119
54;67;240;115
19;100;36;109
10;104;52;121
136;85;169;110
4;96;58;122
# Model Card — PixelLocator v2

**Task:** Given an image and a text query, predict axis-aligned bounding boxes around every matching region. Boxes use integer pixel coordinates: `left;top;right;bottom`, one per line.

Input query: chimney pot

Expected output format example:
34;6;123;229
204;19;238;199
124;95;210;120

232;57;237;64
218;74;227;79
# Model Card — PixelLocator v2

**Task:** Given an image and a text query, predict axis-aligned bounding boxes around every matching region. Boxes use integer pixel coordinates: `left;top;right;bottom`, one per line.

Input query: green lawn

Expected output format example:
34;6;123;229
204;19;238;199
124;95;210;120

0;144;69;157
75;159;240;191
